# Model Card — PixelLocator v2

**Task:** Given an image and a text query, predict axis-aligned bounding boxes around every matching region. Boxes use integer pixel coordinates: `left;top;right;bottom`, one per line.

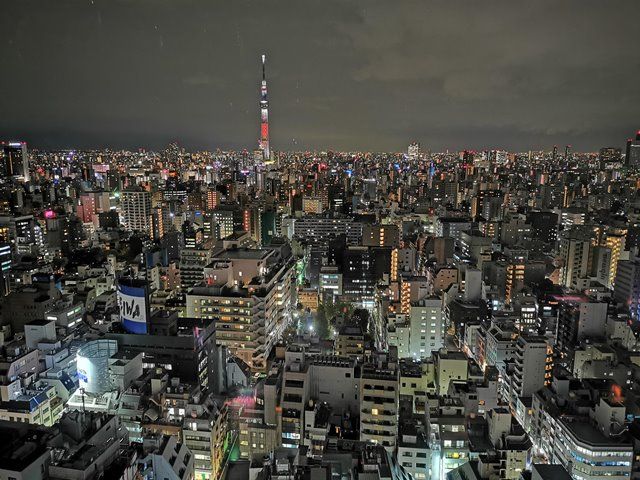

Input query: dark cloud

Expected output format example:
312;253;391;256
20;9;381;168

0;0;638;151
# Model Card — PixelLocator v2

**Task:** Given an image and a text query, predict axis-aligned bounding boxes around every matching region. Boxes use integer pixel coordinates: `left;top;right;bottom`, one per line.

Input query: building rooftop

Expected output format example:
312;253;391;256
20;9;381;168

212;248;271;261
0;422;53;472
531;464;572;480
562;418;633;449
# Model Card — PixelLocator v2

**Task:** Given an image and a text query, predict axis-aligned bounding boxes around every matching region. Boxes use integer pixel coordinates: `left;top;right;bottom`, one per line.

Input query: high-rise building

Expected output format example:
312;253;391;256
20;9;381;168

0;141;29;182
407;141;420;160
210;208;235;239
526;211;558;245
625;130;640;167
342;246;389;308
0;215;37;255
399;275;429;314
293;215;363;245
556;298;608;369
614;255;640;319
505;335;552;407
179;247;213;290
408;298;445;358
182;405;227;480
505;258;526;304
471;189;503;220
590;245;612;287
360;353;399;452
558;232;591;288
187;250;294;371
434;349;468;395
205;187;220;211
602;228;626;287
121;188;152;235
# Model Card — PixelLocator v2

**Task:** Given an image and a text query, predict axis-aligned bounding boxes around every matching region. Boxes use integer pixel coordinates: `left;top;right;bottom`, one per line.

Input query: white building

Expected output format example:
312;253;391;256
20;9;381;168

506;336;551;408
408;298;445;359
138;435;194;480
121;188;152;234
360;354;399;452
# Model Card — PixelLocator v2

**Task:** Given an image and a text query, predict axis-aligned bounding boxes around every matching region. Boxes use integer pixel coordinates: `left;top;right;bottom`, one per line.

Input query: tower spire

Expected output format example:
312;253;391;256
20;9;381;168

259;54;270;160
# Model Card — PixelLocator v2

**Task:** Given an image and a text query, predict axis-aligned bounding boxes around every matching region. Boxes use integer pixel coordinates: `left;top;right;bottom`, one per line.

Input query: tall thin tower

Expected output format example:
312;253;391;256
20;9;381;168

259;54;270;160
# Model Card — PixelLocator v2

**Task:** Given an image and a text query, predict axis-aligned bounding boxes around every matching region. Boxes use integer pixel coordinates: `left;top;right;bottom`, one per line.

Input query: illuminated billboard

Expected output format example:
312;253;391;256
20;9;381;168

117;279;149;334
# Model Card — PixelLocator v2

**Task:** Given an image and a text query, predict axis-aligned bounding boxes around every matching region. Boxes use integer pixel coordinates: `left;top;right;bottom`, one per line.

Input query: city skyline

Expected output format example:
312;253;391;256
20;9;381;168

2;0;640;152
4;3;640;480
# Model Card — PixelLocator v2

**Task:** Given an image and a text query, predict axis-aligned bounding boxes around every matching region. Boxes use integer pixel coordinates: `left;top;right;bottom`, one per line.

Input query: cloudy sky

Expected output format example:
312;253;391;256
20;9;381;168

1;0;639;152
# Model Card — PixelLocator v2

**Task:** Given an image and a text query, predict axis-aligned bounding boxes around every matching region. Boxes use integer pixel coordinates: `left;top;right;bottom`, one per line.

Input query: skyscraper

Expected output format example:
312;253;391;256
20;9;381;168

407;141;420;160
121;187;152;235
626;130;640;167
1;141;29;182
259;54;270;160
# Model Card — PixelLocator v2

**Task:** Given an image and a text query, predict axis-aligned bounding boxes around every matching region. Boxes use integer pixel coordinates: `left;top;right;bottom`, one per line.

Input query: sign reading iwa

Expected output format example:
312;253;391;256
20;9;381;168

117;282;148;334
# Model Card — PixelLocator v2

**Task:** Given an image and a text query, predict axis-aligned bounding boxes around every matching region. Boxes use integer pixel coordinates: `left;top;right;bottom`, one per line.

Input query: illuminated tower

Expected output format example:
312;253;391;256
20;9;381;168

259;54;270;160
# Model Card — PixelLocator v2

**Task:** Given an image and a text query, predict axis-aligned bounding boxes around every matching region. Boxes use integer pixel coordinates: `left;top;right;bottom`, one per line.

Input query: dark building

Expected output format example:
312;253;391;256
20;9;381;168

471;189;503;220
307;245;328;289
555;298;607;370
625;131;640;167
0;420;57;479
65;215;85;254
342;246;390;307
0;142;29;181
182;220;204;249
527;211;558;245
45;215;69;251
342;246;375;305
98;210;120;229
107;312;224;394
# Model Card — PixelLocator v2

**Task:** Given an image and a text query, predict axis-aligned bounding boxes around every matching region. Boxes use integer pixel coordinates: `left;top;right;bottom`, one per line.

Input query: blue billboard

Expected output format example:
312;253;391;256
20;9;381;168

117;281;148;334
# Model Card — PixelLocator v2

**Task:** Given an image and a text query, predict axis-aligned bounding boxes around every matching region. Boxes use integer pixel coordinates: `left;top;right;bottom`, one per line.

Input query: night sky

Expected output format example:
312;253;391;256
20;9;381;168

1;0;639;152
